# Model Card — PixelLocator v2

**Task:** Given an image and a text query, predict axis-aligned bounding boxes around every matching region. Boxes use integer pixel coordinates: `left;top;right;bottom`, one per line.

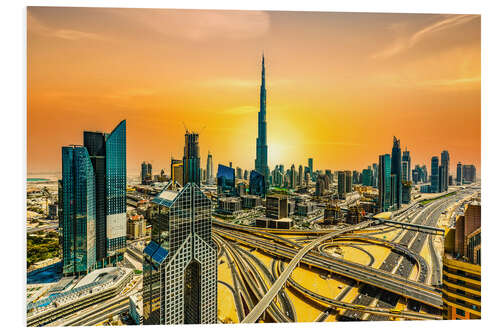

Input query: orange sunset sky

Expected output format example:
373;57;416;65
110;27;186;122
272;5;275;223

27;7;481;176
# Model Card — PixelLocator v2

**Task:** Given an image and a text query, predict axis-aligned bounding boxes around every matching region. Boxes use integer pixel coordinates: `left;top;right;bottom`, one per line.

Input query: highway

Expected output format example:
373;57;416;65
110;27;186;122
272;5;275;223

342;188;476;321
240;220;375;323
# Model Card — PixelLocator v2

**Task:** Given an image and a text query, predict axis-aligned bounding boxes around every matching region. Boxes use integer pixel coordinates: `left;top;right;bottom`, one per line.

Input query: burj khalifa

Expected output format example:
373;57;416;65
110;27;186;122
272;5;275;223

255;55;269;184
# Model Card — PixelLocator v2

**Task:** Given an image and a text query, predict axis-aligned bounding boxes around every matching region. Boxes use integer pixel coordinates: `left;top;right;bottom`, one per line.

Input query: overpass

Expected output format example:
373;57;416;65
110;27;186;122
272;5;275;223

373;218;445;235
240;220;375;323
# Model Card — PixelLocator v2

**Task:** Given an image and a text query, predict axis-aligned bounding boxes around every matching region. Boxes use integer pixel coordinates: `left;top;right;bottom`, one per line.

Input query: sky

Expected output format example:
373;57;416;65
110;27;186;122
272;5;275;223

27;7;481;176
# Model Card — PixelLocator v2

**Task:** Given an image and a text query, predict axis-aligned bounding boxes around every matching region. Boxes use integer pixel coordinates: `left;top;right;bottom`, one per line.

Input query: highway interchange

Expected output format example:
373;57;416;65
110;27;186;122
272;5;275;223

214;186;479;323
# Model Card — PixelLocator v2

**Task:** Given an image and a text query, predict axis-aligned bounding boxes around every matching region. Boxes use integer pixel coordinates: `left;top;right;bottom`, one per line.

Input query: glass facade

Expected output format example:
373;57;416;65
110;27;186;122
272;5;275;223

431;156;439;193
105;120;127;257
144;183;217;325
83;131;107;265
61;146;96;276
391;136;402;208
183;132;201;186
378;154;392;212
249;170;266;197
217;164;235;197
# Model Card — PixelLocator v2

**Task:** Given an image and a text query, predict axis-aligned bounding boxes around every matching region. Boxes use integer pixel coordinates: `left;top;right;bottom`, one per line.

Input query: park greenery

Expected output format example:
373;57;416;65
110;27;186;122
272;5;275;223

27;231;60;268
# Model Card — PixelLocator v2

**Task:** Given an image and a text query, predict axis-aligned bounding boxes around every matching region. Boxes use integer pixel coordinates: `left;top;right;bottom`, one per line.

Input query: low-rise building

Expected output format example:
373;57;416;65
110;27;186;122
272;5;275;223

217;197;242;215
129;293;143;325
241;195;262;209
127;214;146;240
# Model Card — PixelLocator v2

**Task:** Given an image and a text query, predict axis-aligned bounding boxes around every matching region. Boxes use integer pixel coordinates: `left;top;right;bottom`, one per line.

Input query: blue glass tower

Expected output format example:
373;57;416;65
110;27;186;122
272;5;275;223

183;131;201;186
431;156;439;193
61;146;96;276
255;55;269;185
249;170;266;197
217;164;236;197
83;120;126;267
105;120;127;259
391;136;402;209
378;154;392;212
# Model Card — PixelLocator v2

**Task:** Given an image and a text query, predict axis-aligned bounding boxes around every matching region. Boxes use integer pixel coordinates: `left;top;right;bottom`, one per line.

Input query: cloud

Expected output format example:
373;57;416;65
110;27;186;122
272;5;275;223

113;9;270;41
372;14;479;59
28;12;103;41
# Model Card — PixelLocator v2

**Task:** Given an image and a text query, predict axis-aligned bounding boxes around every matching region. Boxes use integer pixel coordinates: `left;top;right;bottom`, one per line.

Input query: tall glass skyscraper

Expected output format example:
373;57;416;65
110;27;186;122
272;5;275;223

378;154;392;212
402;148;411;182
255;55;269;184
457;162;463;185
206;151;213;184
183;131;201;186
83;120;127;267
391;136;402;209
61;145;96;276
249;170;266;197
431;156;440;193
441;150;450;191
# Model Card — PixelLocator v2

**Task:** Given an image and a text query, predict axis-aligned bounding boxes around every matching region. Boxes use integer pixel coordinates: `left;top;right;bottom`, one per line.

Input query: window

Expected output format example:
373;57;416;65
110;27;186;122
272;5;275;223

456;308;466;316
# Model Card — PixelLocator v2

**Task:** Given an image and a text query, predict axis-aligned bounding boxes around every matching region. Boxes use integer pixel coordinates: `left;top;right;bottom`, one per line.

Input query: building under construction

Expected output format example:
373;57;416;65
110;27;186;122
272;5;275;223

323;200;342;225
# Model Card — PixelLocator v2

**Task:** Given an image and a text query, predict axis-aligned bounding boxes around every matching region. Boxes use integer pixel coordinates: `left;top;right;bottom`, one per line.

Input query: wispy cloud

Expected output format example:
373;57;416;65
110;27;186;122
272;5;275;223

113;9;270;41
372;14;479;59
416;76;480;88
28;12;104;41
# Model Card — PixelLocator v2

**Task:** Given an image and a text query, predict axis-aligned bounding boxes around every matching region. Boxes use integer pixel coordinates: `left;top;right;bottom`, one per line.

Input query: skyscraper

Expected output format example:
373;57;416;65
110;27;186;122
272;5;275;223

391;136;402;208
183;131;201;186
337;171;346;200
298;165;303;186
143;133;217;325
456;162;463;185
378;154;392;212
249;170;266;197
441;150;450;191
290;164;297;189
431;156;439;193
141;161;148;184
61;145;96;276
84;120;126;267
345;171;352;193
206;151;213;183
402;148;411;182
144;182;217;325
308;158;313;178
255;55;269;182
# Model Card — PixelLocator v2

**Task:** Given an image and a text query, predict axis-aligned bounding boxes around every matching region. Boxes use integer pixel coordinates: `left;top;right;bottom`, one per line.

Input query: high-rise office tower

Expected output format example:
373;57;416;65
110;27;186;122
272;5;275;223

147;163;153;180
422;165;428;183
362;168;373;186
463;164;477;183
206;151;213;184
217;164;236;197
243;169;249;181
402;160;409;182
391;136;402;208
183;131;201;186
372;163;378;187
298;165;303;186
290;164;297;189
441;150;450;191
431;156;439;193
61;145;96;276
255;55;269;183
84;120;126;267
345;171;352;193
390;174;397;206
249;170;266;197
236;167;243;179
171;158;183;185
456;162;463;185
337;171;346;200
308;158;314;178
141;161;148;184
143;181;217;325
402;148;411;182
378;154;392;212
439;165;445;192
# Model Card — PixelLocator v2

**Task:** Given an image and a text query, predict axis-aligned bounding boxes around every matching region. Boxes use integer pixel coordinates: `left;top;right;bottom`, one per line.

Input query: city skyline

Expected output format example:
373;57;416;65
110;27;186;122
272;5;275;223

28;8;480;175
